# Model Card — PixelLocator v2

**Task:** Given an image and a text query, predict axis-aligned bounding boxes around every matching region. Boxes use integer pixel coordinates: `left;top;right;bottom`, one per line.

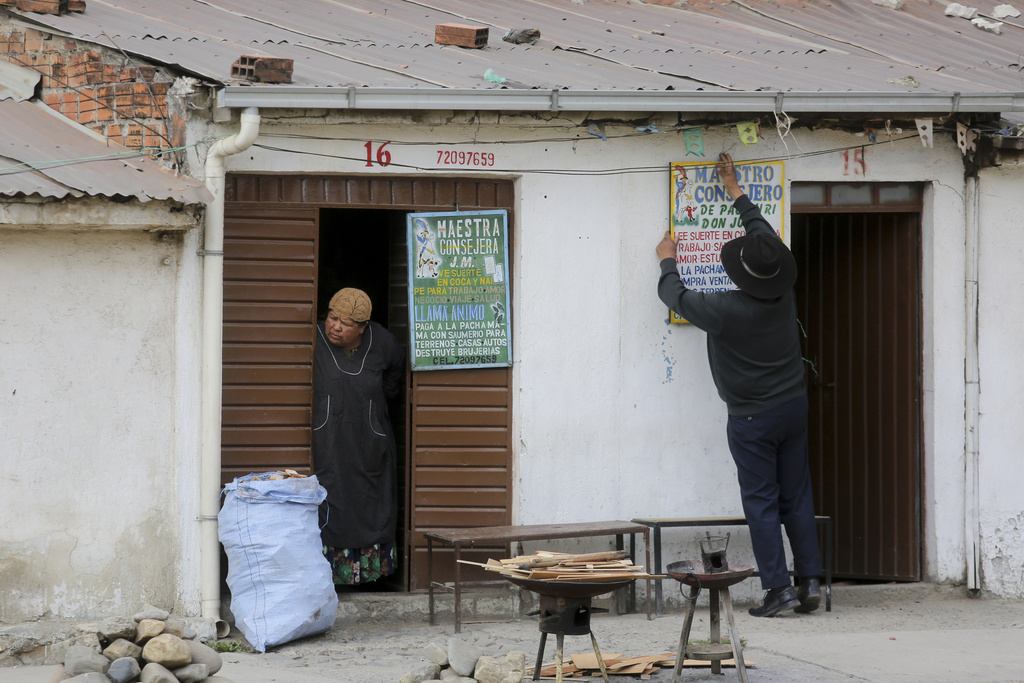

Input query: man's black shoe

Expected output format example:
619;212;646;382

748;585;799;617
795;577;821;613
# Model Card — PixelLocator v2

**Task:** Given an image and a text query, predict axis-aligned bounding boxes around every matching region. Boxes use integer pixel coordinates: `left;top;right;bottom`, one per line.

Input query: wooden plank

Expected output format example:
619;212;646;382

224;281;315;303
415;468;507;487
413;427;508;448
222;426;310;447
223;261;314;282
414;448;508;468
415;385;508;406
223;323;311;344
223;365;312;385
224;240;316;262
413;406;508;427
223;385;311;406
222;406;311;426
224;302;314;324
222;446;310;467
413;509;509;528
414;488;507;507
413;367;508;387
223;344;311;364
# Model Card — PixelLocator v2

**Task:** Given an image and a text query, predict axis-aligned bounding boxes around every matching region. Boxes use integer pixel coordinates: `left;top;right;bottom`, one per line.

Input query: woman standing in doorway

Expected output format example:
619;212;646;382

313;288;405;588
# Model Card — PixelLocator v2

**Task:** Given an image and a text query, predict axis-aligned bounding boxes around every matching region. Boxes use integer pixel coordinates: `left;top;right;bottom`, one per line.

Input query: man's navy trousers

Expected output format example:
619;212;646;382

727;394;822;589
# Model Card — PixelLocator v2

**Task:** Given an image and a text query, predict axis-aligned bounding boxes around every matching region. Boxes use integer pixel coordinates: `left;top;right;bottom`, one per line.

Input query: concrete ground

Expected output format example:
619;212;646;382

4;582;1024;683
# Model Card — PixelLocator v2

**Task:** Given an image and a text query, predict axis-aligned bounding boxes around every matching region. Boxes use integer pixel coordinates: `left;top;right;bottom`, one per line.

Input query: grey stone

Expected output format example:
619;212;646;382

439;668;459;680
474;651;526;683
67;674;111;683
186;638;223;675
134;619;164;644
206;677;235;683
172;662;209;682
108;656;142;683
444;677;476;683
141;634;191;668
422;640;448;666
103;637;143;661
399;662;441;683
140;662;178;683
74;632;103;651
64;644;111;677
447;637;482;677
78;617;136;642
133;605;171;622
181;618;218;643
162;619;185;638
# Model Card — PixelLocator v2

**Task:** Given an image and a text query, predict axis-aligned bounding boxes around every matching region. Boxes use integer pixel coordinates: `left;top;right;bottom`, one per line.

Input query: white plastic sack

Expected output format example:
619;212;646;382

219;473;338;652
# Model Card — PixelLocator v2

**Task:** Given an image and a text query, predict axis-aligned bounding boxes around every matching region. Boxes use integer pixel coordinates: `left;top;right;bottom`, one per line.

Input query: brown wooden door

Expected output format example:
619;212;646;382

222;176;514;590
792;212;922;581
221;206;319;484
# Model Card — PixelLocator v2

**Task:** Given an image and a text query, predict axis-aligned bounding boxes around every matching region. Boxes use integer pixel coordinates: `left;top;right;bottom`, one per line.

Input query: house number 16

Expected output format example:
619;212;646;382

364;141;392;167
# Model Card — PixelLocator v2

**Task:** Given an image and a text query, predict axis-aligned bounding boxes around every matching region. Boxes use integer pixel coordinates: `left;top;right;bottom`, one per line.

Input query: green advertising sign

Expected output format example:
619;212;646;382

407;210;512;371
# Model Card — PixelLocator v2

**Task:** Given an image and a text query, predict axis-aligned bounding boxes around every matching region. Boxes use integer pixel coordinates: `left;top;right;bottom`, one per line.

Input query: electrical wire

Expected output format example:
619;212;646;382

251;133;921;177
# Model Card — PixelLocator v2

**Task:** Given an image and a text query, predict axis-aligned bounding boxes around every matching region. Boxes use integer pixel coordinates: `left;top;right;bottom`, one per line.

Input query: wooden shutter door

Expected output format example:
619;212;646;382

221;207;319;482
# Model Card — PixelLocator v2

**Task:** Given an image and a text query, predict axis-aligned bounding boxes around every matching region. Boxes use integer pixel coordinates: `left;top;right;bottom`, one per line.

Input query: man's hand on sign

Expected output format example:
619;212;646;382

716;152;745;200
656;231;677;261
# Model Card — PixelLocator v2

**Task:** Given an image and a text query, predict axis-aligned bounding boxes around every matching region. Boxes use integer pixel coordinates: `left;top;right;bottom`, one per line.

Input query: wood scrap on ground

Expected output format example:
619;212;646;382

458;549;666;582
529;652;755;678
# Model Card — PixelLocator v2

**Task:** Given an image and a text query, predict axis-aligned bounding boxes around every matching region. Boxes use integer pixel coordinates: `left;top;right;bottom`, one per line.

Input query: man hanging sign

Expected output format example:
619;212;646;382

669;159;786;323
407;209;512;370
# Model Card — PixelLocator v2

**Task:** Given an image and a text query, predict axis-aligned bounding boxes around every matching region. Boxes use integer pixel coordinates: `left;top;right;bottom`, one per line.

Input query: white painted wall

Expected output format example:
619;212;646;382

189;110;1024;601
976;162;1024;597
0;206;204;623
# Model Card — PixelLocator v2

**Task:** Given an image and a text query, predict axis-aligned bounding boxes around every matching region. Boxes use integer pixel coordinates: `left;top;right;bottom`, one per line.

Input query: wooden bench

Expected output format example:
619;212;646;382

425;520;652;633
630;515;832;614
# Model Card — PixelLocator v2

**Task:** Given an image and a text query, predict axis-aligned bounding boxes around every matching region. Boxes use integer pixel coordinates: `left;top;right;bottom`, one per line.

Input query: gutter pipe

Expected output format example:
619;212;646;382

964;174;981;592
215;86;1024;115
200;107;260;632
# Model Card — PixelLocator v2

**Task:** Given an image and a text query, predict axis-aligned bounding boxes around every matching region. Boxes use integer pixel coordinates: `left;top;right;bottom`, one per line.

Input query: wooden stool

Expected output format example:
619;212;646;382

668;562;754;683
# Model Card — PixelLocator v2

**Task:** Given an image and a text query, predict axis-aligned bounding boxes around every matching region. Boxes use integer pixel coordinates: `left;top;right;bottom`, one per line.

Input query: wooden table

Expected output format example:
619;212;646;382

425;520;652;632
631;515;832;614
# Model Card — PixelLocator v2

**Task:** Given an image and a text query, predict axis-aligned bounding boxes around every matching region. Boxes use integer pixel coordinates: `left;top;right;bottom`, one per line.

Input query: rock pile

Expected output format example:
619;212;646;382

400;637;526;683
9;605;231;683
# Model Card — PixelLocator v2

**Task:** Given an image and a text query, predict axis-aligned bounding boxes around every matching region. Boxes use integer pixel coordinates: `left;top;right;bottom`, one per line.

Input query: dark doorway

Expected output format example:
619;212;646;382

317;208;410;592
792;208;922;581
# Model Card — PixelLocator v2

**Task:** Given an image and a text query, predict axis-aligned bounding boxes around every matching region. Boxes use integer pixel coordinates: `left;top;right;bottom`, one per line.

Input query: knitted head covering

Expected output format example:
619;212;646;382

329;288;372;322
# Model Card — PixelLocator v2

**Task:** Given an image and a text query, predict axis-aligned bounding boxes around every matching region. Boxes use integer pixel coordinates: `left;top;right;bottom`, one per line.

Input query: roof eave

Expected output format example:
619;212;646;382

216;86;1024;115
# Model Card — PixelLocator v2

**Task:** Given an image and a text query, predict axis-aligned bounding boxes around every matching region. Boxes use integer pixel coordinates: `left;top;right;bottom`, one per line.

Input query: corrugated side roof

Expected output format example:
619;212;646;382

0;98;212;203
6;0;1022;95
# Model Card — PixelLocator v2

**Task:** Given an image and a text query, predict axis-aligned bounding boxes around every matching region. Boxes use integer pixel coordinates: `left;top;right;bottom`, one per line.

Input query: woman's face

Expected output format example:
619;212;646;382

325;311;366;349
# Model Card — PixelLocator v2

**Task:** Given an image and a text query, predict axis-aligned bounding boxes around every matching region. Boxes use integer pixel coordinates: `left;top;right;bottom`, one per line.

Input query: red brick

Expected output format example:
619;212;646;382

149;81;170;96
119;67;137;81
138;65;156;82
63;39;77;50
43;91;61;107
79;108;96;124
106;123;123;138
67;73;88;87
96;105;114;122
125;135;143;149
103;64;119;81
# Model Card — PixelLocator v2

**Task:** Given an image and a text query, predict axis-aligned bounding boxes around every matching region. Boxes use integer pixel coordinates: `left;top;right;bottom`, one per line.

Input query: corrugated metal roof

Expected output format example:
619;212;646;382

5;0;1022;108
0;98;212;203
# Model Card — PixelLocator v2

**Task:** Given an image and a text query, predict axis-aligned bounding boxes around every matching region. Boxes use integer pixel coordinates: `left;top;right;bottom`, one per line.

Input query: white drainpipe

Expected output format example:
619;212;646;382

964;174;981;592
200;107;260;631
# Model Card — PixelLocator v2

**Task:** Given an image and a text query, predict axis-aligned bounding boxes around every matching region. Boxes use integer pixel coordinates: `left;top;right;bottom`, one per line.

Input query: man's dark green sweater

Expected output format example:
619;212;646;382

658;195;805;416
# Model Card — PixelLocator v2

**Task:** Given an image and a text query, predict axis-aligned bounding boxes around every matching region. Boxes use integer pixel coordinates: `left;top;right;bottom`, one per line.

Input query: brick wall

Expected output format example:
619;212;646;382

0;27;185;158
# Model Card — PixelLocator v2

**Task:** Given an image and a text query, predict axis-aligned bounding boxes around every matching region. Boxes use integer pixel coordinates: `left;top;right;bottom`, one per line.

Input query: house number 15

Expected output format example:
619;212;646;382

364;141;392;167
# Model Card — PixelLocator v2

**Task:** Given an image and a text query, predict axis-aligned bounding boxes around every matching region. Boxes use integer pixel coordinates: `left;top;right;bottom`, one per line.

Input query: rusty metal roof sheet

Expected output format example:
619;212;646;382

0;98;212;203
6;0;1022;107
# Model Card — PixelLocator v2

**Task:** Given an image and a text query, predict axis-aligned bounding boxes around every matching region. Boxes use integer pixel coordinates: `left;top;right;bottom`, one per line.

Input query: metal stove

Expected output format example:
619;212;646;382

505;576;634;683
